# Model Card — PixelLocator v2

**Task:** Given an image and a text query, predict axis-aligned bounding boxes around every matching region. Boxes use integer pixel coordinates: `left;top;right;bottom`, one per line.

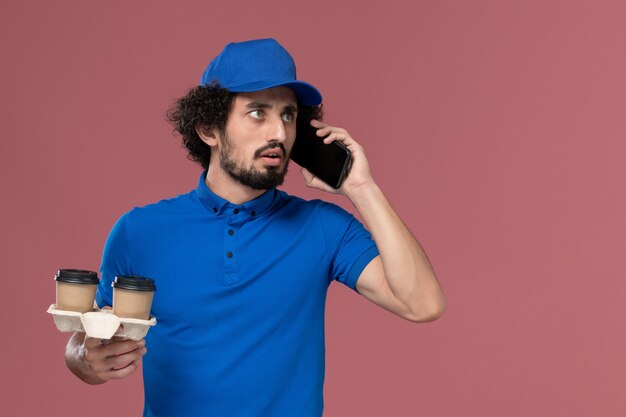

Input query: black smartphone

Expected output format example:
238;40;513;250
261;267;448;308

290;124;352;189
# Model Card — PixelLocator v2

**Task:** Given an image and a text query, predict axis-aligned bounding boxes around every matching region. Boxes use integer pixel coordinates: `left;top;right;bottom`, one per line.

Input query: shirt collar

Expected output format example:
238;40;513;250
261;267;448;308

195;170;279;218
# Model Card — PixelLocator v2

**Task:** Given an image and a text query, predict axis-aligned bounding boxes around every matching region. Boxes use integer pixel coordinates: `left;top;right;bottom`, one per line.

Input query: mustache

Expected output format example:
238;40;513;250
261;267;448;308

255;142;287;158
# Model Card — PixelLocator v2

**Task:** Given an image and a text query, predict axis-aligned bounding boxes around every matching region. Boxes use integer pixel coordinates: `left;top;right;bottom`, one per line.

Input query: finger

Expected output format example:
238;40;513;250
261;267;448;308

315;127;333;137
113;323;125;336
86;337;144;362
324;134;362;154
106;347;147;370
300;167;315;185
323;132;349;144
310;119;326;128
323;127;347;135
315;127;330;137
314;124;342;135
92;347;147;373
110;335;130;343
101;339;145;357
313;124;347;137
101;360;140;380
84;336;107;349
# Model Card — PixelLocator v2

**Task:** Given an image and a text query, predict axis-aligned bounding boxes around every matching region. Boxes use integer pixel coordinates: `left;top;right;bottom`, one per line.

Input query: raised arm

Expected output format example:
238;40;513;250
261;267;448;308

300;120;446;322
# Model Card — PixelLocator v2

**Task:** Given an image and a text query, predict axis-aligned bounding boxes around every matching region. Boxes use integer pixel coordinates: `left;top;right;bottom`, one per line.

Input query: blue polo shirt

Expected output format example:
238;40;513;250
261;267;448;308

96;171;379;417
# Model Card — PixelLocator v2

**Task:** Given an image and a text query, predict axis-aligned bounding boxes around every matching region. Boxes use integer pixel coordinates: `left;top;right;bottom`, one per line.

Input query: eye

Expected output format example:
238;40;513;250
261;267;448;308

282;112;295;123
250;110;264;119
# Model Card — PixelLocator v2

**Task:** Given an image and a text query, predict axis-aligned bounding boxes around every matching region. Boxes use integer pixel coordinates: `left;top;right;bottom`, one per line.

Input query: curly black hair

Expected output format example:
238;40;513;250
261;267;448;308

166;82;324;170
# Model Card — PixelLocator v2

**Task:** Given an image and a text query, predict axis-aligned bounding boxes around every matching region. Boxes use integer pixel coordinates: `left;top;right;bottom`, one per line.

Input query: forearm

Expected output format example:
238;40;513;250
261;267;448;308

65;332;106;385
346;182;445;316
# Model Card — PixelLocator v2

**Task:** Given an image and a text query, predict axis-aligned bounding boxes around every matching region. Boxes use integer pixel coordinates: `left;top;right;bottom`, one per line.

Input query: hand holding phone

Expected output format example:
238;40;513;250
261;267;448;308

290;123;352;189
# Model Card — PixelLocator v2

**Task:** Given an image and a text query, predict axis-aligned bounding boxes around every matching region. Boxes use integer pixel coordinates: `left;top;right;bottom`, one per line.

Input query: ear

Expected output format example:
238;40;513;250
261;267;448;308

195;125;219;147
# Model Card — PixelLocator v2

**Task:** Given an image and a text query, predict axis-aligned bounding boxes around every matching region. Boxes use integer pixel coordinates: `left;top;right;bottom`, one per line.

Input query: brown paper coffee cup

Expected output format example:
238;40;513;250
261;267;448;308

54;269;99;313
112;275;156;320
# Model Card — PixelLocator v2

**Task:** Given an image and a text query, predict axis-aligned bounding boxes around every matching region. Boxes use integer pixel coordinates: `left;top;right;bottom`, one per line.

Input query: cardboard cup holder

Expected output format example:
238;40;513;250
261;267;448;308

47;304;156;340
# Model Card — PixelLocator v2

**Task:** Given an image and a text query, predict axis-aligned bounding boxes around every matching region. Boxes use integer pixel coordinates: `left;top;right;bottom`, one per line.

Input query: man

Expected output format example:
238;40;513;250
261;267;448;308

65;38;445;417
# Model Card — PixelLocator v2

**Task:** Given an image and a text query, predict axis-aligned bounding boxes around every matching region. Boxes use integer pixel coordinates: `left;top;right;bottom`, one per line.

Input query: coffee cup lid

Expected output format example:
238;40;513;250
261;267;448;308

55;269;99;285
112;275;156;292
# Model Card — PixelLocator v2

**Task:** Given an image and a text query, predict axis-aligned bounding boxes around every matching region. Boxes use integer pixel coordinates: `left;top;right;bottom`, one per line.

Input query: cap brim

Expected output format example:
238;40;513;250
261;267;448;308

228;80;322;106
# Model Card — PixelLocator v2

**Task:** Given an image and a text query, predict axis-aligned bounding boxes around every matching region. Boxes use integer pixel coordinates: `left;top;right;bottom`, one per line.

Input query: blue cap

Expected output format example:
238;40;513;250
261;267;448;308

200;38;322;106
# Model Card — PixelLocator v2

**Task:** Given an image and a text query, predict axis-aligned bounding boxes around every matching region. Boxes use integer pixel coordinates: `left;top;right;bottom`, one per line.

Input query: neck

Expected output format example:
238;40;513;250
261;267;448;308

205;163;266;205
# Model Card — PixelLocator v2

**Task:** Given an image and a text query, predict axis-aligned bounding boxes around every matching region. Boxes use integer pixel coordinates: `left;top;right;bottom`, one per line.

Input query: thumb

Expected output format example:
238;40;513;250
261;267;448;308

300;167;315;186
300;168;335;193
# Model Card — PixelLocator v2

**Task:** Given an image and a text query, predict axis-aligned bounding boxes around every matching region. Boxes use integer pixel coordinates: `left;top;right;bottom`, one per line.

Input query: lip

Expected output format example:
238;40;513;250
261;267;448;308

259;148;284;158
260;155;283;166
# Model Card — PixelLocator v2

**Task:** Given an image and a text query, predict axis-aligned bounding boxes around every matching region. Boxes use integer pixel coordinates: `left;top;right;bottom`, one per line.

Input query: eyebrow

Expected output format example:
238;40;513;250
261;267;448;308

245;102;298;113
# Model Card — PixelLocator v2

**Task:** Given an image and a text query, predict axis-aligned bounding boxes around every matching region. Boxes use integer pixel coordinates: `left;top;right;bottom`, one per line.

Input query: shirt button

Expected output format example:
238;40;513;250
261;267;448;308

226;252;233;258
251;211;256;216
213;207;218;213
234;208;240;214
228;229;234;236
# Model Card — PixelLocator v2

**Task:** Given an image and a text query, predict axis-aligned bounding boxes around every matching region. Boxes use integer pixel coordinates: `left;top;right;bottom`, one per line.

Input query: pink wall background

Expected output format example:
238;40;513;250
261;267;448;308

1;0;624;415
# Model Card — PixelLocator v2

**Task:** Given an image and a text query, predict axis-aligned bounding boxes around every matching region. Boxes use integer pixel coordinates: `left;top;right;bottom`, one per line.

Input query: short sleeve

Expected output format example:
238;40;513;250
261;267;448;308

317;202;380;293
96;212;133;308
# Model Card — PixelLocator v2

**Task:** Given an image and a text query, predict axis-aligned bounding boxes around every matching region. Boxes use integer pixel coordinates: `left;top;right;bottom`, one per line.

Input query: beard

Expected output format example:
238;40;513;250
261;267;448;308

219;132;289;190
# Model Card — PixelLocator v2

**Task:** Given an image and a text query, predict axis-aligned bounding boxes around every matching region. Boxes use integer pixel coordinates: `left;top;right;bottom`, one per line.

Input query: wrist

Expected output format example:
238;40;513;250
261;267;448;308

344;181;381;206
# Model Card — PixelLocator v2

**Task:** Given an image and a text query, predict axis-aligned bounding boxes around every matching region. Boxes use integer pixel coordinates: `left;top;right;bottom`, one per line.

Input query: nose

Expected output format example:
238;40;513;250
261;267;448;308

266;114;287;143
